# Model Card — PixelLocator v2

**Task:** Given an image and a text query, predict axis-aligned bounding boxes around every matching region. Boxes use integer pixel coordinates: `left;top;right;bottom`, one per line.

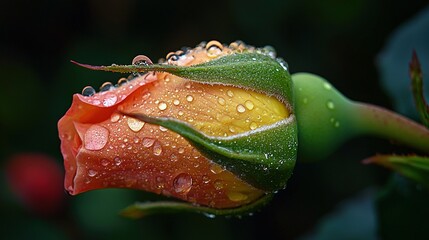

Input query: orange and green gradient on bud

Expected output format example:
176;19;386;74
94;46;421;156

59;41;295;209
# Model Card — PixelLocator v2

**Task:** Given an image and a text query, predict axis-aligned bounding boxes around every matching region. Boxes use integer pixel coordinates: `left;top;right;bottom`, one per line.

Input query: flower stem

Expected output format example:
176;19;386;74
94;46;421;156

351;102;429;154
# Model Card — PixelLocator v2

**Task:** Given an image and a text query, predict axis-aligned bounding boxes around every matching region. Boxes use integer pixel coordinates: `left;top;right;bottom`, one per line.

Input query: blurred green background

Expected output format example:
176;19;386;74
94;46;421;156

1;0;429;239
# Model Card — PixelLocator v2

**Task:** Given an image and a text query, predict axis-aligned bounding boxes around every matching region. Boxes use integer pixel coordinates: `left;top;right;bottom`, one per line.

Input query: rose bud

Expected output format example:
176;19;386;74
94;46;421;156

59;41;297;215
60;41;429;217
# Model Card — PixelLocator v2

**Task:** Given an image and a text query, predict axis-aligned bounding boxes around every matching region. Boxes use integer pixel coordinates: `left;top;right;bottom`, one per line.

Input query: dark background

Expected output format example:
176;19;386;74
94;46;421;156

1;0;429;239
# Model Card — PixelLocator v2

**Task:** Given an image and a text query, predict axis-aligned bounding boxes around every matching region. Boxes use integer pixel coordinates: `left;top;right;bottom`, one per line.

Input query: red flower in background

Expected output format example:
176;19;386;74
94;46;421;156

6;153;65;216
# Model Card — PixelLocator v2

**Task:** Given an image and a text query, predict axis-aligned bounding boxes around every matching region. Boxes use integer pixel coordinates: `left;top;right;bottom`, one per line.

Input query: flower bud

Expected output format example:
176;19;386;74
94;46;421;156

59;41;297;213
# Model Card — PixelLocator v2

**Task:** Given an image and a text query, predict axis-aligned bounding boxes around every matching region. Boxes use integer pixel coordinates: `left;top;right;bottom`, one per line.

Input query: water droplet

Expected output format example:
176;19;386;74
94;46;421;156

173;99;180;105
250;122;258;130
159;126;168;132
334;121;340;128
166;52;179;63
173;173;193;194
132;55;153;65
276;58;289;71
117;77;128;86
84;125;109;151
142;138;155;148
102;94;118;107
244;100;254;110
133;137;140;144
88;169;98;177
217;97;225;105
186;95;194;102
127;117;145;132
202;175;211;184
213;180;224;190
323;82;332;90
326;101;335;110
229;126;236;133
114;156;122;166
178;110;184;116
156;176;165;189
101;159;109;166
236;104;246;113
178;147;185;154
185;82;192;89
110;113;120;122
170;154;178;162
227;191;248;202
158;101;168;110
206;40;223;58
262;45;276;58
210;164;224;174
82;86;96;96
227;90;234;97
153;141;163;156
100;82;114;92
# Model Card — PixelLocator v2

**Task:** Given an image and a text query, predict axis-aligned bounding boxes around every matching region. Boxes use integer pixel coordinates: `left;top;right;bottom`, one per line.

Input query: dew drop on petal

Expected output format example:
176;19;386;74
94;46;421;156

186;95;194;102
213;180;224;190
88;169;98;177
132;55;153;65
156;176;165;189
117;77;128;86
250;122;258;130
217;97;225;105
110;113;120;123
153;141;163;156
159;126;168;132
227;90;234;97
102;94;118;107
210;164;224;174
158;102;167;110
84;125;109;151
127;117;145;132
227;191;248;202
236;104;246;113
142;138;155;148
82;86;96;96
173;99;180;105
244;100;254;110
100;82;114;92
114;156;122;166
173;173;193;194
101;159;109;166
170;154;178;162
178;147;185;154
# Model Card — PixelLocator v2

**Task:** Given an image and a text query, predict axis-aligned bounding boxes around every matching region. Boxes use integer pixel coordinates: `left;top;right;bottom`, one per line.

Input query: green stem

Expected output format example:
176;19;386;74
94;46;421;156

292;73;429;162
352;102;429;154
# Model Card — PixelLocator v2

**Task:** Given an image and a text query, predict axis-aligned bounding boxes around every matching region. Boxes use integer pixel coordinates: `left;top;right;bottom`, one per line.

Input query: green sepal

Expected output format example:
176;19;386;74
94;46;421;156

72;52;293;103
364;155;429;188
122;112;297;192
121;193;274;219
409;51;429;128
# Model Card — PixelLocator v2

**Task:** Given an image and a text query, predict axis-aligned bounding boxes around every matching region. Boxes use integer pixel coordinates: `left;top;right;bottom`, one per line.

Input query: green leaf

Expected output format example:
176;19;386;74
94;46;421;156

364;155;429;187
72;52;293;103
122;112;297;192
121;193;274;219
409;51;429;127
